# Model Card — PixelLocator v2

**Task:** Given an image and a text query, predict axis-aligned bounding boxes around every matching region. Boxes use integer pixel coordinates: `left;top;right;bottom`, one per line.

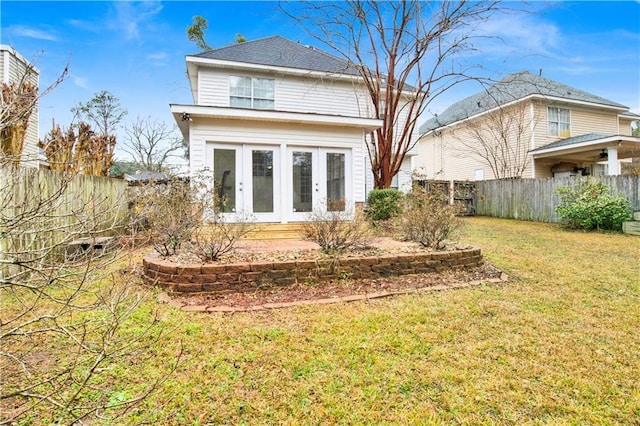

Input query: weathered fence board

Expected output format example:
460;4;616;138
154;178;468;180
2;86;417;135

1;166;129;260
475;176;640;223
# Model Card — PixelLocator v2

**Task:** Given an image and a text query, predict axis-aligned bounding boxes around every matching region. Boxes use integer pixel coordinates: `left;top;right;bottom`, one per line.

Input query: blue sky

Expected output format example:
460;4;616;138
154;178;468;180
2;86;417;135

1;1;639;162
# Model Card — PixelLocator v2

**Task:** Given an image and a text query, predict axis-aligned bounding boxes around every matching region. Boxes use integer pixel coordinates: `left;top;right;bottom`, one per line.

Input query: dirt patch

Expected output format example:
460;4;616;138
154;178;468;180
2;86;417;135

165;262;504;312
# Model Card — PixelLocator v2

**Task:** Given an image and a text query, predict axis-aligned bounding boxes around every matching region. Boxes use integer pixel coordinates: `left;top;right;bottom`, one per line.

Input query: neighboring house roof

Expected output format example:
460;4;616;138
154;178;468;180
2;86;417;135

124;171;170;184
529;133;614;153
620;111;640;119
420;71;629;134
194;35;359;76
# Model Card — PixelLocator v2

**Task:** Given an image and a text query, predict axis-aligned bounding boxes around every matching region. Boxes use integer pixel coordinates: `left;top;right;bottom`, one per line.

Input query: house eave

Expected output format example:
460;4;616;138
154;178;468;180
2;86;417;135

186;56;362;83
170;104;383;136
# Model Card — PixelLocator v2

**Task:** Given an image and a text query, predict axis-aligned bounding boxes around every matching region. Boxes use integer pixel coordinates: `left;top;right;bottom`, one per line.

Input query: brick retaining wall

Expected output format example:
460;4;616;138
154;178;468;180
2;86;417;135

142;248;483;294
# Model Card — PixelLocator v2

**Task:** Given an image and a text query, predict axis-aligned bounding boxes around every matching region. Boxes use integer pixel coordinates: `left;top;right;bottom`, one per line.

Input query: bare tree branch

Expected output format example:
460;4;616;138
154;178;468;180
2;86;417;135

281;0;509;188
122;116;185;173
453;100;537;179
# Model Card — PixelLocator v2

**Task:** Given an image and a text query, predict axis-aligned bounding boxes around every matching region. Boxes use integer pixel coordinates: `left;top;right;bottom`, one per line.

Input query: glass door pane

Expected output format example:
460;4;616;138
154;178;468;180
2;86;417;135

292;151;313;213
213;148;236;213
252;150;273;213
326;153;346;211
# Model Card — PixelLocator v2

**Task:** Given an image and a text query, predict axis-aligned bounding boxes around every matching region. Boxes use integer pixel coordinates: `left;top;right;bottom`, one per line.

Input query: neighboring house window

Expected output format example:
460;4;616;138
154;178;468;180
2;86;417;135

593;163;608;177
390;173;399;190
548;107;570;137
230;76;274;109
474;168;484;181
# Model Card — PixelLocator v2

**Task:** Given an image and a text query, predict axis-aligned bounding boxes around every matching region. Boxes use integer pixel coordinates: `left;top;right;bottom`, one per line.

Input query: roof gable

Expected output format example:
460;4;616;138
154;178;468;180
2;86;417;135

193;35;359;76
420;71;628;134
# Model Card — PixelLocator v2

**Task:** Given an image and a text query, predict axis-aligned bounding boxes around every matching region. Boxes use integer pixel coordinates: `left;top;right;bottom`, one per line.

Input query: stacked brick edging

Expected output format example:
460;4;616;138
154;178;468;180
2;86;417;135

142;248;483;294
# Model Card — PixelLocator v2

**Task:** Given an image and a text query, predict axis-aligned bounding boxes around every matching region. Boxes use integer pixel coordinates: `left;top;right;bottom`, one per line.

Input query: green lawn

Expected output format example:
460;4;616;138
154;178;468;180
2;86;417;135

14;217;640;424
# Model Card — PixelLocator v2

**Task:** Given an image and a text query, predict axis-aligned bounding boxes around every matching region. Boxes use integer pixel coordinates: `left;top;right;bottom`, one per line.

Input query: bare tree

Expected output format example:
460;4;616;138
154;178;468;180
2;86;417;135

1;73;177;423
0;165;180;424
454;100;536;179
283;0;505;188
122;116;184;173
71;90;127;137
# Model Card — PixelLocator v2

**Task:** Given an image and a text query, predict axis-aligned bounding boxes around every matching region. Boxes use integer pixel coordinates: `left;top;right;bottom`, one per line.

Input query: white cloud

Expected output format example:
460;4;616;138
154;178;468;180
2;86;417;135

71;74;89;89
66;19;100;33
108;1;164;41
470;13;561;58
6;25;58;41
146;51;168;61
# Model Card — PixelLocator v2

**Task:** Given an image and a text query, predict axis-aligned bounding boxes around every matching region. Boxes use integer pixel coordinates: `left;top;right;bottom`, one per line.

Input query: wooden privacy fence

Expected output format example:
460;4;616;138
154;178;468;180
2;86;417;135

475;176;640;223
1;166;129;261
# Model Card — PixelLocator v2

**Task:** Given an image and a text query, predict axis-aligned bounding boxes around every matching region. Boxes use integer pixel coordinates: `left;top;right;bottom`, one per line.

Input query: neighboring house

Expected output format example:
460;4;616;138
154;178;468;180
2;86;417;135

416;71;640;180
170;36;417;223
1;45;40;168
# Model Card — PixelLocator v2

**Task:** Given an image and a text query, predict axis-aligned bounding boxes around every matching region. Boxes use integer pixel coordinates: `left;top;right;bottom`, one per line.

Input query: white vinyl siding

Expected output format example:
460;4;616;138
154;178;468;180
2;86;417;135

198;68;366;116
191;64;417;208
189;119;366;204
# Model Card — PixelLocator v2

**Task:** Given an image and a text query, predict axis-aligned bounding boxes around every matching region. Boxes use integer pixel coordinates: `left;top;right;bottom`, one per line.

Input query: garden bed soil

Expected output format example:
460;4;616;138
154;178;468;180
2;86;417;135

153;237;504;311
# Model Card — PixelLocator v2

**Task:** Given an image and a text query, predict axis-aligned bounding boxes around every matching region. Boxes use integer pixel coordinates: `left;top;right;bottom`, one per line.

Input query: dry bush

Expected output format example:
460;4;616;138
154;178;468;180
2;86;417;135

397;191;464;250
39;122;116;176
131;177;199;256
0;81;37;166
191;213;255;262
0;166;174;424
302;200;373;253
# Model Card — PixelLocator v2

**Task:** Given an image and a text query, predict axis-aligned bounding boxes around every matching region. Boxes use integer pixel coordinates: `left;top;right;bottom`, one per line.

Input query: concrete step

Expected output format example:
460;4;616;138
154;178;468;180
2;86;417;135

244;223;306;240
622;221;640;236
633;210;640;221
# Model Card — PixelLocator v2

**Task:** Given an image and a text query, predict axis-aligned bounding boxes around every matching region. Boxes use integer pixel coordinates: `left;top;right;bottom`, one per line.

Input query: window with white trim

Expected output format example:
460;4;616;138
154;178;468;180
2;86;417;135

230;76;274;109
548;107;570;137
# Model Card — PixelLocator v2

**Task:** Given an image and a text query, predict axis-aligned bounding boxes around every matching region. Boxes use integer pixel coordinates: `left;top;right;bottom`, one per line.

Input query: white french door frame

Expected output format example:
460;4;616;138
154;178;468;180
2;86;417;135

287;146;353;222
206;143;281;223
243;145;280;222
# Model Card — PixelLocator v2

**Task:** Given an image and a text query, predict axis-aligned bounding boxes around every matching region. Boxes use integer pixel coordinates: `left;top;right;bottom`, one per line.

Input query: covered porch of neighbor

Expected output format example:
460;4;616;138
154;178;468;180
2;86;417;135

530;133;640;177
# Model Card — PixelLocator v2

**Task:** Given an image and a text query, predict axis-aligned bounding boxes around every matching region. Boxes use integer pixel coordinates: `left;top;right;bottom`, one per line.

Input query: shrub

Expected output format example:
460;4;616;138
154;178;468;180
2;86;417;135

366;188;404;222
133;178;200;256
191;213;255;262
302;200;373;253
397;191;464;250
555;179;632;231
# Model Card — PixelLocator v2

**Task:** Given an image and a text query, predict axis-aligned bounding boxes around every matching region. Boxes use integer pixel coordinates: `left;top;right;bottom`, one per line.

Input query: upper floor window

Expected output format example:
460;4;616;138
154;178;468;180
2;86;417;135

230;76;274;110
548;107;570;137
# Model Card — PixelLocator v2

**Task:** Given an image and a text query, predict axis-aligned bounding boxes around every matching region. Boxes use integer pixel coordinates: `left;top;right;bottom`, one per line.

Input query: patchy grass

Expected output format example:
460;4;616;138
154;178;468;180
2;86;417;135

6;217;640;424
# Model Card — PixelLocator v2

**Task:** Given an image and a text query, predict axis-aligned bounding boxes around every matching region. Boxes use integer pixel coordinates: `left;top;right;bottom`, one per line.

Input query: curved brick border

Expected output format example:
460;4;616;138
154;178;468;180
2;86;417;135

142;247;484;294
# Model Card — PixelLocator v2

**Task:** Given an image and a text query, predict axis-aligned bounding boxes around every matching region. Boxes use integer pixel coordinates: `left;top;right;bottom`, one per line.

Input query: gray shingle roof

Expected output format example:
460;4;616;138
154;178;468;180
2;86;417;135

194;35;359;76
420;71;629;134
529;133;614;152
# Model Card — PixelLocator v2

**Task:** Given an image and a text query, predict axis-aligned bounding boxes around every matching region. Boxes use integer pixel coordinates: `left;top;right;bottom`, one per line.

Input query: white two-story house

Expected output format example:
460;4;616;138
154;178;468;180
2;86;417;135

170;36;417;223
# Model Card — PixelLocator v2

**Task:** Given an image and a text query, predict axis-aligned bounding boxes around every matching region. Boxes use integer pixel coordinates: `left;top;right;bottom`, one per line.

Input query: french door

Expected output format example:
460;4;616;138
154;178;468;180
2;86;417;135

288;147;351;221
208;144;351;223
210;144;280;222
